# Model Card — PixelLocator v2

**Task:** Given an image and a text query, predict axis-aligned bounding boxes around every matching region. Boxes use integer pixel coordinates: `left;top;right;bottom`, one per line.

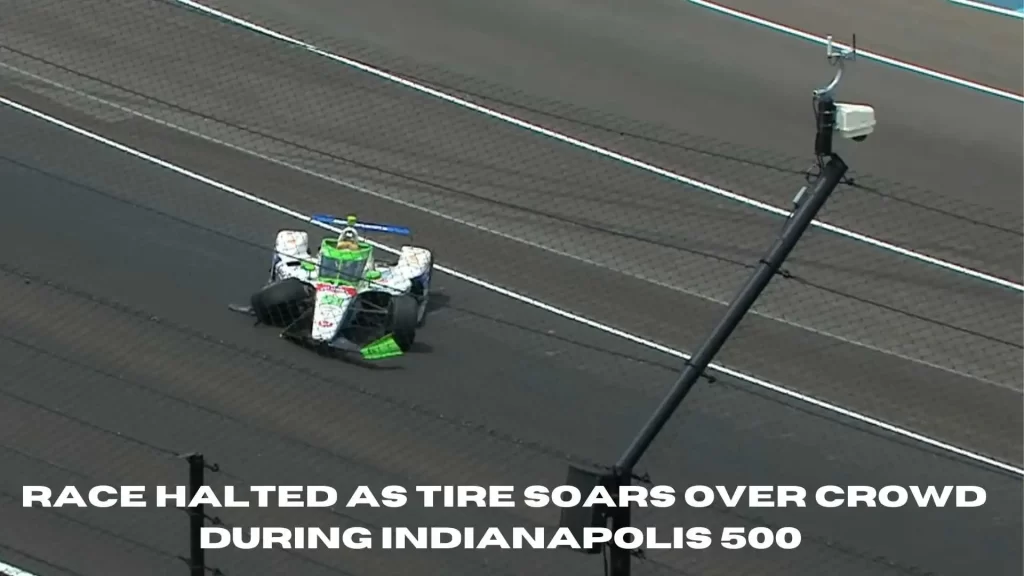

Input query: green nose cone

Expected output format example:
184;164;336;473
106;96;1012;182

361;334;403;360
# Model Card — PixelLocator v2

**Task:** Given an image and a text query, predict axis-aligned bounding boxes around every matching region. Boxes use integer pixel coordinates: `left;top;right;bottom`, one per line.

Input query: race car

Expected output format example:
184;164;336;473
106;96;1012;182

229;214;434;360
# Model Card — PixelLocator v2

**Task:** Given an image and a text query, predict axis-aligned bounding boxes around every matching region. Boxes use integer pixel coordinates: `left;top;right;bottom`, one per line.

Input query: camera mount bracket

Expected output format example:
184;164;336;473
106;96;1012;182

814;34;859;158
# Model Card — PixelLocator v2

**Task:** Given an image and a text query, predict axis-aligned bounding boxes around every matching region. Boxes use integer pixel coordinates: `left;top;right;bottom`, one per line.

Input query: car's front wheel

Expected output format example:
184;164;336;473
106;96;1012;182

387;294;419;351
410;259;433;327
251;278;313;327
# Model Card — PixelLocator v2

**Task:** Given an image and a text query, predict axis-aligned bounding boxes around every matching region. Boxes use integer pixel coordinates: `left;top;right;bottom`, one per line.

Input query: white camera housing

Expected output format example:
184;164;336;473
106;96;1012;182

834;102;875;140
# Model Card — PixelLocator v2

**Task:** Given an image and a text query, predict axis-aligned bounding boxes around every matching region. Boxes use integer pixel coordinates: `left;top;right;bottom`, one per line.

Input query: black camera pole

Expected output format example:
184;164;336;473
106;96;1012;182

613;153;847;472
572;35;861;576
603;154;847;575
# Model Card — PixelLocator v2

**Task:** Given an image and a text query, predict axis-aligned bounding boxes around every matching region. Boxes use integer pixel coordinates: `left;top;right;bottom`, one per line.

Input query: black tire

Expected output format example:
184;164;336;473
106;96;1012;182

388;294;419;351
251;278;313;327
410;259;434;328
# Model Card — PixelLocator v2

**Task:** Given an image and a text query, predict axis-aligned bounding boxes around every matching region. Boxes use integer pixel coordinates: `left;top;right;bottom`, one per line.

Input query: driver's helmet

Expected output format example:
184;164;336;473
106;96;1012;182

335;229;361;251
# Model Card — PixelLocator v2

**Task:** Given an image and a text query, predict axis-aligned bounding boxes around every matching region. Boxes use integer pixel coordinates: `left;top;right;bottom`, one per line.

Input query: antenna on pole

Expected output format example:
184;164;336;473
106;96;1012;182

815;34;857;98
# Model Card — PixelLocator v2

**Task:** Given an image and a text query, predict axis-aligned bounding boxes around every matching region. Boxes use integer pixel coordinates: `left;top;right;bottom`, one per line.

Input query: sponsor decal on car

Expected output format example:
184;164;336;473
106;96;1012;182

316;282;357;295
316;283;357;307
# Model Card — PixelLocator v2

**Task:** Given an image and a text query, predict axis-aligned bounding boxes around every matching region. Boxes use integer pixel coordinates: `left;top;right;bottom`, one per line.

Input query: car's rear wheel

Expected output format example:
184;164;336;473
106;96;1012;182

251;278;313;327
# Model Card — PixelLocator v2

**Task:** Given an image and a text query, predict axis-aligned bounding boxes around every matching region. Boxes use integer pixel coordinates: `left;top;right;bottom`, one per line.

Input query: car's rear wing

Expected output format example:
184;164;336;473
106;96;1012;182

311;213;411;236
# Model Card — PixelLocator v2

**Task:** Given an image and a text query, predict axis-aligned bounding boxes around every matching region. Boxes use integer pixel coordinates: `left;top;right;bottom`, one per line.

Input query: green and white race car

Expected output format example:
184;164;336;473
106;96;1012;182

230;214;434;360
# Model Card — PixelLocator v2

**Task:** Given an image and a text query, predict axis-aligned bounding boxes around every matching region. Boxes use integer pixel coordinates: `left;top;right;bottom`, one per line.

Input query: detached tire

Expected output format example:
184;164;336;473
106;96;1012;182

251;278;313;327
388;294;419;351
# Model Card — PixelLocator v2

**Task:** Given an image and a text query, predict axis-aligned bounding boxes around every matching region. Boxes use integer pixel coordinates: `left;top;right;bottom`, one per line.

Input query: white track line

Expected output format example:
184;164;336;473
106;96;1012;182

687;0;1024;101
2;94;1020;477
948;0;1024;18
0;560;37;576
170;0;1024;293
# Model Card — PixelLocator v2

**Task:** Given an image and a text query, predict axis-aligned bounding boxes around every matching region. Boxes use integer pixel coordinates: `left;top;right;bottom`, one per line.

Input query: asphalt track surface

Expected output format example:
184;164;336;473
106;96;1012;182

194;0;1024;215
1;0;1022;464
702;0;1024;93
0;1;1021;575
1;81;1022;576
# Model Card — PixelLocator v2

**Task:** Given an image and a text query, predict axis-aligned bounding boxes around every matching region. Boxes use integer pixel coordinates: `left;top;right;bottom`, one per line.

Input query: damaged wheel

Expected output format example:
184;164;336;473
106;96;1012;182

251;278;314;327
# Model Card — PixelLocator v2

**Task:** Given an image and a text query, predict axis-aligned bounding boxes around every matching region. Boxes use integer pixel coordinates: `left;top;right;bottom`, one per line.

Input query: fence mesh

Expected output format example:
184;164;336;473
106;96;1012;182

0;1;1020;576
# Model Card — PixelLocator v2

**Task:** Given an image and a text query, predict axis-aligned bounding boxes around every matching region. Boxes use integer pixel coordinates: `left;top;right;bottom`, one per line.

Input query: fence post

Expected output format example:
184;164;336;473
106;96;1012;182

605;470;632;576
186;453;205;576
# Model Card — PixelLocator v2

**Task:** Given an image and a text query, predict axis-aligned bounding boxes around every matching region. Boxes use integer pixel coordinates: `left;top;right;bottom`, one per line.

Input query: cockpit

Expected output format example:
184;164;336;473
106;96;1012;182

318;253;368;283
318;231;373;284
